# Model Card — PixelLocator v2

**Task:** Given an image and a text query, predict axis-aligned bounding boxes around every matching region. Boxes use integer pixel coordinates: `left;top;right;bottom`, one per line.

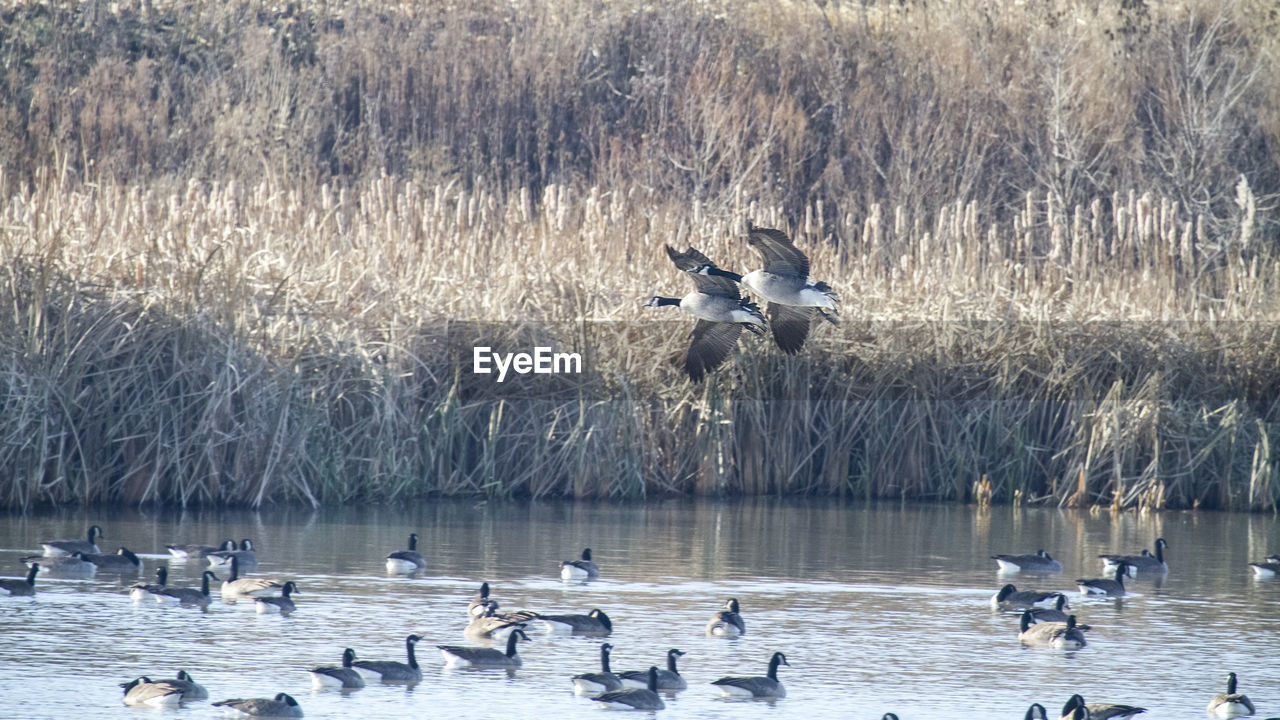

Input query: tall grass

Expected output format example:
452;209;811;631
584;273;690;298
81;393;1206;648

0;0;1277;509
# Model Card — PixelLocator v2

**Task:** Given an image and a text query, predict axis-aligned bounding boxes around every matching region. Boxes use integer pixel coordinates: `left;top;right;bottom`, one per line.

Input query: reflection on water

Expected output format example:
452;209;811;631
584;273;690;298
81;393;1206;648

1;501;1277;719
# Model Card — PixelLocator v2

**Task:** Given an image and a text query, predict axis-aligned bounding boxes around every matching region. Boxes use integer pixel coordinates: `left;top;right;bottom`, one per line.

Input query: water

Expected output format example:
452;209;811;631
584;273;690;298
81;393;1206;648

1;501;1278;719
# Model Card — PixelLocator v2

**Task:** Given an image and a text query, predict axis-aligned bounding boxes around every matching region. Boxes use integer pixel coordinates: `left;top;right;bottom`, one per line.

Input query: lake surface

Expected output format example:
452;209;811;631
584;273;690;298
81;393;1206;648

1;501;1278;719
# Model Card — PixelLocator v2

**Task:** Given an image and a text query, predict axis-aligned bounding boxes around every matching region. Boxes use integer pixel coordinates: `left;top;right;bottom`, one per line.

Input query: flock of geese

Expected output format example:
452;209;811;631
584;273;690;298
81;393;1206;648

3;526;1278;717
645;222;839;381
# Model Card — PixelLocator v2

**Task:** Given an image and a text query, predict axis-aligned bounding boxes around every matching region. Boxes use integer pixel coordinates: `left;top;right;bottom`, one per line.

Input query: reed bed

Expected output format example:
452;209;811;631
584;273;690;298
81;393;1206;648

0;0;1277;509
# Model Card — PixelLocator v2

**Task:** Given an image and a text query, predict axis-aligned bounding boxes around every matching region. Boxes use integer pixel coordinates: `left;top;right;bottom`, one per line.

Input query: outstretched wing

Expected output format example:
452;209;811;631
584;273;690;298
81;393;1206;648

665;244;741;298
746;223;810;280
767;303;813;355
684;320;744;382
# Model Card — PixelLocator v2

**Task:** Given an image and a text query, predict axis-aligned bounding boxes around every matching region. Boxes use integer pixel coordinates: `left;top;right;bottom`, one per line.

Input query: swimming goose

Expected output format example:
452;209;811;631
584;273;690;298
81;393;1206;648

559;548;600;580
353;634;424;682
695;222;838;354
706;598;746;637
254;581;299;613
120;677;186;707
992;550;1063;573
1248;554;1280;578
991;584;1060;610
166;539;235;560
439;628;529;668
467;582;499;617
22;551;96;575
619;648;687;690
1077;563;1129;597
1019;612;1088;649
82;547;142;573
208;539;258;568
129;567;169;602
1100;538;1168;574
1207;672;1256;718
1025;704;1049;720
385;532;427;573
220;556;283;599
646;245;767;382
592;666;665;711
0;563;38;596
571;643;624;695
309;648;366;689
1061;694;1146;719
171;670;208;699
42;524;103;556
539;608;612;635
158;570;218;607
212;693;303;718
1026;594;1072;622
711;651;789;699
465;607;529;641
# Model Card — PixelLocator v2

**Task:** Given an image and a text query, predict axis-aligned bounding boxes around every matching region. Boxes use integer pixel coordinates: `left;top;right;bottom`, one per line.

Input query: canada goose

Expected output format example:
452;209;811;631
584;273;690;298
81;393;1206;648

211;693;303;718
467;582;499;617
171;670;208;699
711;651;789;699
619;648;687;691
159;570;218;607
1248;554;1280;578
439;628;529;668
1019;611;1088;649
1061;694;1146;719
559;547;600;580
385;532;427;573
42;524;103;556
592;666;666;711
120;677;185;707
695;222;838;354
991;584;1060;610
646;245;767;382
883;715;901;720
80;547;142;573
353;634;424;682
992;550;1063;573
571;643;624;695
539;608;612;635
208;538;258;568
254;581;299;613
24;551;97;576
706;598;746;637
309;648;366;689
166;539;235;559
129;567;169;602
1026;704;1049;720
220;556;283;599
1026;594;1074;623
1100;538;1168;574
1207;672;1256;718
1077;563;1129;597
0;563;38;596
465;607;529;641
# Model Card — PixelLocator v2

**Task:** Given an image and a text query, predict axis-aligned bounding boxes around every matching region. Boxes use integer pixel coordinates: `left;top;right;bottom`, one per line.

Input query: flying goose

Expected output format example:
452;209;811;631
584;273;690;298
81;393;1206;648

571;642;624;695
1025;704;1049;720
166;539;235;559
208;539;258;568
254;581;300;613
171;670;208;699
619;648;687;690
353;634;424;682
592;666;665;711
439;628;529;668
82;547;142;572
220;555;283;599
41;524;103;556
991;584;1060;610
23;551;96;575
560;548;600;580
120;677;185;707
539;608;612;635
645;245;766;382
1207;672;1256;718
129;567;169;602
694;222;838;354
992;549;1063;573
466;607;529;641
0;563;38;596
706;598;746;637
1061;694;1146;719
385;532;427;573
309;648;366;689
211;693;304;718
1100;538;1168;574
1018;611;1088;649
159;570;218;607
467;582;499;617
1077;563;1129;597
1248;554;1280;578
711;651;789;699
1026;594;1074;623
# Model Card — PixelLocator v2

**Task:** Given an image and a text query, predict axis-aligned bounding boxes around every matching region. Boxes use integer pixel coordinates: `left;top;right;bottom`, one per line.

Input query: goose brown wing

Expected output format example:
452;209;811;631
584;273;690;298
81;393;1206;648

666;245;741;298
747;225;809;280
685;320;744;382
767;303;813;355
